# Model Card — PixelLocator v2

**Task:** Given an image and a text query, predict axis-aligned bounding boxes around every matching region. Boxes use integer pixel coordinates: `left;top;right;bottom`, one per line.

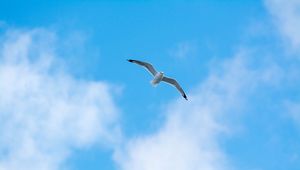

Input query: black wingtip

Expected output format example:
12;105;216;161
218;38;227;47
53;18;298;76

183;94;188;100
127;59;134;62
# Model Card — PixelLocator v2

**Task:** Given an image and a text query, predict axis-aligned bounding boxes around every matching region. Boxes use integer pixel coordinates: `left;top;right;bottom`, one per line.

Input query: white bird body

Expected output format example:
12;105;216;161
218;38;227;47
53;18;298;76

151;72;164;86
128;59;188;100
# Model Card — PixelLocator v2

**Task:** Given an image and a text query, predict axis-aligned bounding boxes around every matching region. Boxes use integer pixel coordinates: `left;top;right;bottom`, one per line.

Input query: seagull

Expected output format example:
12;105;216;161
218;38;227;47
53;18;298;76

127;59;188;100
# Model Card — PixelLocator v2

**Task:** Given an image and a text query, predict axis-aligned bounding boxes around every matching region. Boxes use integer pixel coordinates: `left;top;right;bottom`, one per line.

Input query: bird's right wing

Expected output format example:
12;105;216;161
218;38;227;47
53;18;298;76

162;76;188;100
127;59;157;76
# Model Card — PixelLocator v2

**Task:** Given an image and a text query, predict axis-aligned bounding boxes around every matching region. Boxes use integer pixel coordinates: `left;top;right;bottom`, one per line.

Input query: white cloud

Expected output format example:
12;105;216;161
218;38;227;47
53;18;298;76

113;2;300;169
115;52;270;170
265;0;300;51
265;0;300;126
0;29;121;170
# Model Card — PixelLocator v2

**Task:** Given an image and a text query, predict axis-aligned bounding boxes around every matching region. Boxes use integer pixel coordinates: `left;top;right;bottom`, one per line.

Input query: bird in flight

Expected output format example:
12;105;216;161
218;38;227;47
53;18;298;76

127;59;188;100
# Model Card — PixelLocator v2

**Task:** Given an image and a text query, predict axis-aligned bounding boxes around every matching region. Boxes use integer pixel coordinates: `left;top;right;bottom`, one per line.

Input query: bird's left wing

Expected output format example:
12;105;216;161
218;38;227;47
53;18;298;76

162;76;188;100
127;59;157;76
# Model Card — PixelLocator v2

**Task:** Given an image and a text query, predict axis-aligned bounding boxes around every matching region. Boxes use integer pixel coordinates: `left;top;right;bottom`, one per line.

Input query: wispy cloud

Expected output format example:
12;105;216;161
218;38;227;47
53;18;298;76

115;50;276;170
0;21;6;28
2;1;300;169
168;41;197;59
285;101;300;127
265;0;300;52
0;29;121;170
265;0;300;127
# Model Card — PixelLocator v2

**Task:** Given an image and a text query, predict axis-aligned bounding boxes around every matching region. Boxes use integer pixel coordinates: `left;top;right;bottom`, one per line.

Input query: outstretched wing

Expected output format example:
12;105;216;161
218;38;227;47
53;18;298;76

127;59;157;76
162;76;188;100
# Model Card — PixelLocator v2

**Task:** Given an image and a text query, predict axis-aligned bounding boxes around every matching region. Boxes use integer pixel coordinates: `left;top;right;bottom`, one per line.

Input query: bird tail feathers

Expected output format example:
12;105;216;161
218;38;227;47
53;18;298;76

150;80;158;87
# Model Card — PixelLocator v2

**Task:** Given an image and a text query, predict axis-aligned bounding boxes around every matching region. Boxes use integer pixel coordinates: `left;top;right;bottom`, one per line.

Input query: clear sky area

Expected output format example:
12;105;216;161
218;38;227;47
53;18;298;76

0;0;300;170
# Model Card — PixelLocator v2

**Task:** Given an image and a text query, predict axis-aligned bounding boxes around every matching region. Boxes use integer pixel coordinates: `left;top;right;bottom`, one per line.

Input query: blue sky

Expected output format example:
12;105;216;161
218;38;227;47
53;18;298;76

0;0;300;170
